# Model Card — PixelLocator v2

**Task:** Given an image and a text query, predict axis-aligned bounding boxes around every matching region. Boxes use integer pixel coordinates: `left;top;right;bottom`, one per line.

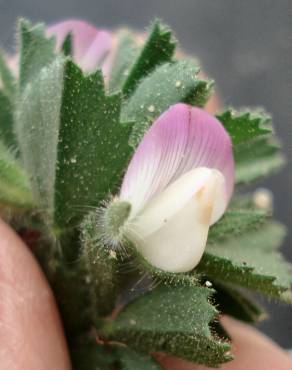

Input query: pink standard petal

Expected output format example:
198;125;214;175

46;20;113;72
2;53;19;78
120;103;234;215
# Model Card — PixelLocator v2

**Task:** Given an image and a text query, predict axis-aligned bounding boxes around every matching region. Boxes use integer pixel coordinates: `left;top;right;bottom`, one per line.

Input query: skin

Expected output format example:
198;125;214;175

0;218;291;370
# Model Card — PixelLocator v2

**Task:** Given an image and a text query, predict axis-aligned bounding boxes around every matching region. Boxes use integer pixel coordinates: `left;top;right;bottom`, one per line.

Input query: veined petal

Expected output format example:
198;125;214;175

120;103;234;217
47;20;112;72
126;168;226;272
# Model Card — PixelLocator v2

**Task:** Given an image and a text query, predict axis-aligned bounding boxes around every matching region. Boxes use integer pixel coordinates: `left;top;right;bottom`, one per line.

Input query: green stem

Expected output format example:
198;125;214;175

81;211;119;318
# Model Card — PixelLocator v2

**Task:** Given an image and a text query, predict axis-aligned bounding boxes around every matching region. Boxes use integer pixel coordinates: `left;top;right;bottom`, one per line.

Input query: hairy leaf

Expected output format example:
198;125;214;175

115;347;163;370
50;256;96;335
61;32;73;57
103;285;231;367
216;109;271;145
209;206;269;243
0;91;16;149
15;57;64;211
18;19;55;88
235;137;285;183
198;223;292;301
71;342;116;370
54;61;132;228
71;342;162;370
121;60;211;147
217;109;285;183
81;211;118;317
213;282;266;323
122;20;176;96
0;140;33;209
109;30;139;92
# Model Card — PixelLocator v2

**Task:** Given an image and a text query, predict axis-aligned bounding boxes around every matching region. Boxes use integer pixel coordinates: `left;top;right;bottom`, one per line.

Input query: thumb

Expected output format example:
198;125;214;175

155;316;292;370
0;219;71;370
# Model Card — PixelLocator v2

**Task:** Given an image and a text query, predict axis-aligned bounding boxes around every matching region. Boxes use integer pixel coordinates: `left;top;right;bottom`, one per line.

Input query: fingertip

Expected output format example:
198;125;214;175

220;316;292;370
0;219;71;370
155;316;292;370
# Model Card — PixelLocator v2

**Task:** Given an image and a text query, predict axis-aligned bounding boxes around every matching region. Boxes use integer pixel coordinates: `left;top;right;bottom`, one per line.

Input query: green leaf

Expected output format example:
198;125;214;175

103;285;232;367
18;19;55;88
235;137;285;183
16;55;132;229
15;57;65;211
197;223;292;300
0;140;33;209
0;50;15;97
121;60;211;147
109;30;139;93
122;20;176;96
61;32;73;57
54;61;132;228
209;205;269;243
0;91;17;149
70;342;163;370
115;347;163;370
216;109;271;145
0;49;16;150
71;342;116;370
81;211;118;317
216;109;285;183
213;281;267;323
50;256;96;335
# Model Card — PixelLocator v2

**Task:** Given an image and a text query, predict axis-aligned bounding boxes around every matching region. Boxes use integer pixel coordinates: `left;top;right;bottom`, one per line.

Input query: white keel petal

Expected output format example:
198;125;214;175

127;168;226;272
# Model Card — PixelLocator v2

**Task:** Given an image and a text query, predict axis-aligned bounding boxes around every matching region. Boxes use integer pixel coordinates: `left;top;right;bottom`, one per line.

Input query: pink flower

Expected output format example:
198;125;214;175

6;20;113;76
118;103;234;272
46;20;113;74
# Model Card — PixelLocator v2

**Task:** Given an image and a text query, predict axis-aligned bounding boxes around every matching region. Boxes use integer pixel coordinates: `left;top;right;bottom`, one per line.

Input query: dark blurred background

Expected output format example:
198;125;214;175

0;0;291;347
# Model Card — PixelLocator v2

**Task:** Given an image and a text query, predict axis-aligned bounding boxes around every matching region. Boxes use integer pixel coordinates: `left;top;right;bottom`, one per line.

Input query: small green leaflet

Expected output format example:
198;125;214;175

235;136;285;183
0;51;17;149
51;256;97;335
109;30;139;93
54;61;132;228
18;19;56;89
81;211;118;317
115;347;163;370
209;205;269;243
71;341;163;370
15;20;60;210
0;140;33;209
121;60;211;147
15;57;64;211
198;223;292;301
217;109;285;183
61;32;73;57
103;285;231;367
0;91;16;149
216;109;271;145
122;20;176;96
213;282;266;324
71;342;116;370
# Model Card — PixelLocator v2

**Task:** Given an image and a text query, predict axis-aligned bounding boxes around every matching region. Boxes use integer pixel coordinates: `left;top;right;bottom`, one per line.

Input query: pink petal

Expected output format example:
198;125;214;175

46;20;113;73
120;103;234;215
3;53;18;77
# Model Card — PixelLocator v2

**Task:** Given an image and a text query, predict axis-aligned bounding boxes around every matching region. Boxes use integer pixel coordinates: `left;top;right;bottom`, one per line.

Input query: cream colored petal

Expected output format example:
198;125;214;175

126;168;226;272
